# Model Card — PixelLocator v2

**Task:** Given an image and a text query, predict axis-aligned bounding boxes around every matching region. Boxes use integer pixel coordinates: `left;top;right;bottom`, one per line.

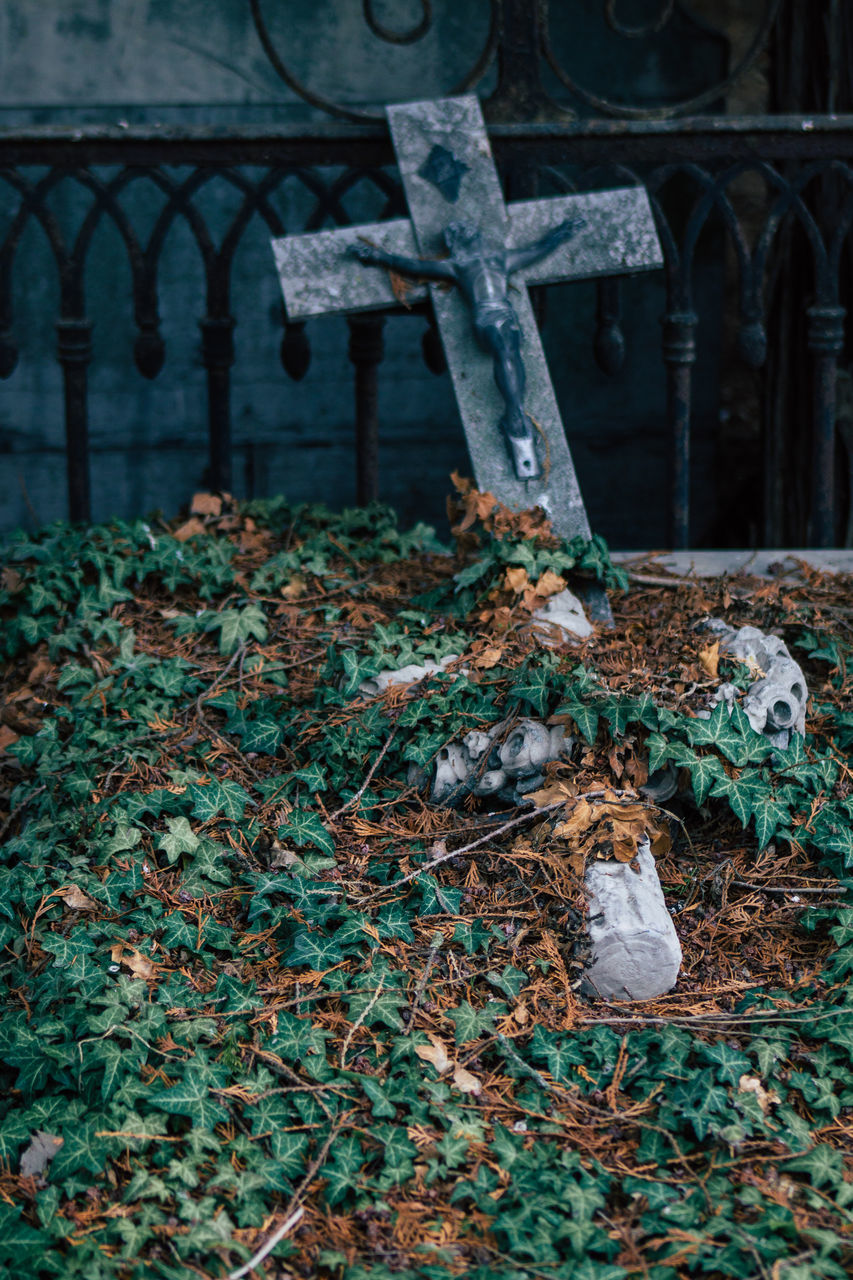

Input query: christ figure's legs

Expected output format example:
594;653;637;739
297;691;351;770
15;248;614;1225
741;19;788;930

475;316;540;479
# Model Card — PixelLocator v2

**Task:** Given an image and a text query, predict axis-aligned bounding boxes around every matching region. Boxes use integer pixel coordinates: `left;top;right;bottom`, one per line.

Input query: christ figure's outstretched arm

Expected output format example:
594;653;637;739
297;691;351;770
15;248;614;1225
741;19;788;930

346;240;456;282
504;216;585;275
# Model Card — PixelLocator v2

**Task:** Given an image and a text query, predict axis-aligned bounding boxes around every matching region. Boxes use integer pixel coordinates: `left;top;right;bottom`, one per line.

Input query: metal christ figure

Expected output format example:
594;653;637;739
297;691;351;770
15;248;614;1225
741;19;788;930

347;216;585;479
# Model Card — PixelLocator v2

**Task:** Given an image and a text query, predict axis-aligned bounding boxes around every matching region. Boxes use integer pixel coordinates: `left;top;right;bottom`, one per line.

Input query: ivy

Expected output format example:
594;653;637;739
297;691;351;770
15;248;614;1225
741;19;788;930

1;499;852;1278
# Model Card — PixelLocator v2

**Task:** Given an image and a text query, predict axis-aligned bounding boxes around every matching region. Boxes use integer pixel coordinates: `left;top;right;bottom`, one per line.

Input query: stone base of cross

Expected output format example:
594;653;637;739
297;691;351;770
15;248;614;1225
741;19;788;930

272;95;662;546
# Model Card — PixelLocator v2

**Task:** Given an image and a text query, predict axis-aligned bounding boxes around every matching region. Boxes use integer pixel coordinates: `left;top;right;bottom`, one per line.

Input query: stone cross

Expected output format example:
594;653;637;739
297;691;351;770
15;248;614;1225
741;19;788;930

272;95;663;542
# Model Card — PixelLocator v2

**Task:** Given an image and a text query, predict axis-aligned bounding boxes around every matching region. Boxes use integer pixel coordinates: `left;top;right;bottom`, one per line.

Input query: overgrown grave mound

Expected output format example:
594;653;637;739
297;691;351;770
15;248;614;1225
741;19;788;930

1;484;852;1280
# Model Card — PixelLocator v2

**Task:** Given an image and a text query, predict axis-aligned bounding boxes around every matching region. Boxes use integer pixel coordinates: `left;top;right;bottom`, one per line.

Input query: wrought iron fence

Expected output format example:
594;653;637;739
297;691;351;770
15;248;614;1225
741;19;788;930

1;0;850;547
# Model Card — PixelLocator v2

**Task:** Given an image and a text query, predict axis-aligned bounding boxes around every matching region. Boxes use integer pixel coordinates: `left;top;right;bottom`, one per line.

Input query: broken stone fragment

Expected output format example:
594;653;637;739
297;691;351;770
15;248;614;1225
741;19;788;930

703;621;808;749
528;588;593;645
431;717;573;806
582;841;682;1001
358;653;462;698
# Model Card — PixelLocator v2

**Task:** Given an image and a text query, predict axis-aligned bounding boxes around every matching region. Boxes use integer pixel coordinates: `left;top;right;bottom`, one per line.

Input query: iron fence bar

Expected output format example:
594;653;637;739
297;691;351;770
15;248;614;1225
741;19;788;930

2;116;853;167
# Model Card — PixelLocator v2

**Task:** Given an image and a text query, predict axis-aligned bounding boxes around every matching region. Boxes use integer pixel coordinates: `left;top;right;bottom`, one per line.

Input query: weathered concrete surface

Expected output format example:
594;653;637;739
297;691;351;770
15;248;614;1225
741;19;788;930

613;550;853;578
583;842;682;1001
273;220;426;320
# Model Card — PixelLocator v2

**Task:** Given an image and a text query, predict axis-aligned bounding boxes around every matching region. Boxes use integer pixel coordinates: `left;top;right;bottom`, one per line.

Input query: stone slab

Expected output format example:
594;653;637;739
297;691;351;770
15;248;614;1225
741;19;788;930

613;549;853;578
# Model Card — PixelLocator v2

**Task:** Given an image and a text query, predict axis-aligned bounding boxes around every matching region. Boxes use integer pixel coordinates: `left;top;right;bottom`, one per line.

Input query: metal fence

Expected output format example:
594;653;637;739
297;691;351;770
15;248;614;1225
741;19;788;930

1;0;850;547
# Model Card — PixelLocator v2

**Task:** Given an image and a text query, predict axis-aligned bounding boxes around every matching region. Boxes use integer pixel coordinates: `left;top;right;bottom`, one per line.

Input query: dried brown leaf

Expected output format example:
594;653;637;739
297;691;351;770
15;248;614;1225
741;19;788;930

173;517;205;543
190;492;223;517
62;884;98;911
533;570;566;598
452;1064;482;1094
415;1035;452;1075
699;640;720;679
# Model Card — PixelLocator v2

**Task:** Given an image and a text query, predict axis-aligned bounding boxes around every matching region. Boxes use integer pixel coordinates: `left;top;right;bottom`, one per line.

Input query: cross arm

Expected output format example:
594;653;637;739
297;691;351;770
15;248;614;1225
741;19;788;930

504;216;586;275
272;219;429;321
507;188;663;288
347;240;456;283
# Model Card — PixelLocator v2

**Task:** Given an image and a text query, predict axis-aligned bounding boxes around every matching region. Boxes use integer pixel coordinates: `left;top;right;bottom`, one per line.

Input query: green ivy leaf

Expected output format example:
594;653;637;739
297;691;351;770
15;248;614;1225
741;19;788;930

0;1204;46;1256
751;793;791;851
149;1063;229;1128
278;810;335;856
286;930;346;970
206;603;269;655
686;700;746;763
785;1144;845;1189
445;1001;494;1045
686;753;725;805
709;769;763;827
701;1042;752;1086
239;716;284;755
157;816;200;863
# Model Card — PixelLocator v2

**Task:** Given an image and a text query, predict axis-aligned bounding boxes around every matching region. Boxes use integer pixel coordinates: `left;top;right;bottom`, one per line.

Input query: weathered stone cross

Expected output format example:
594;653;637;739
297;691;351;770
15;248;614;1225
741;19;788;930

272;95;662;542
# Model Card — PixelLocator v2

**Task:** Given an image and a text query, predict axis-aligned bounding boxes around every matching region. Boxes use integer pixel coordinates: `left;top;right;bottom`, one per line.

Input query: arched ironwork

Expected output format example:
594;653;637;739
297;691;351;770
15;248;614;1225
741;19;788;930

1;119;851;545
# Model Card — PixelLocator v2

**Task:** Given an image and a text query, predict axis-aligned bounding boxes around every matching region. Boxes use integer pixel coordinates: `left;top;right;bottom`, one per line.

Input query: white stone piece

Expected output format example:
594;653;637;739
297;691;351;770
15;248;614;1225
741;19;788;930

704;621;808;749
582;841;682;1001
529;588;594;645
358;653;462;698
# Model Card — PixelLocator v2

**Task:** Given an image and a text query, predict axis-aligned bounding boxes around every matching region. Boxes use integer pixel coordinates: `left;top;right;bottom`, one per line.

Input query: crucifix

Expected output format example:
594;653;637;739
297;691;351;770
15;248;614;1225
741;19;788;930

272;95;663;543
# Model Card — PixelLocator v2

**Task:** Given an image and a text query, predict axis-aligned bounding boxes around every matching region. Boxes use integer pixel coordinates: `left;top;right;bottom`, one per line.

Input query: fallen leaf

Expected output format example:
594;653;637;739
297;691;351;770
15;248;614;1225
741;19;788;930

738;1074;779;1112
389;269;414;308
504;567;530;594
110;944;158;980
415;1035;451;1075
1;567;22;593
533;570;567;598
514;1002;529;1026
62;884;98;911
19;1131;63;1179
473;646;503;670
173;517;205;543
699;640;720;679
27;658;52;685
281;576;307;601
0;725;19;752
190;492;222;517
526;779;577;808
452;1064;482;1094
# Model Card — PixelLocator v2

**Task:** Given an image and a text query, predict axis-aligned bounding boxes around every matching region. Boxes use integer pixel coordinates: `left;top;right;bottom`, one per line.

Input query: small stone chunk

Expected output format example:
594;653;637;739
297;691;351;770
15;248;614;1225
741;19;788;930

528;588;593;645
358;653;462;698
582;841;682;1001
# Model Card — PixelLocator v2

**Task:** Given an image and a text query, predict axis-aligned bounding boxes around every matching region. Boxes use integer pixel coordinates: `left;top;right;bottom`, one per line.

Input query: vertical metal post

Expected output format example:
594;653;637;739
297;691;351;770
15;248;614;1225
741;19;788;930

661;310;697;550
806;303;845;547
56;317;93;523
348;315;385;505
200;315;236;491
